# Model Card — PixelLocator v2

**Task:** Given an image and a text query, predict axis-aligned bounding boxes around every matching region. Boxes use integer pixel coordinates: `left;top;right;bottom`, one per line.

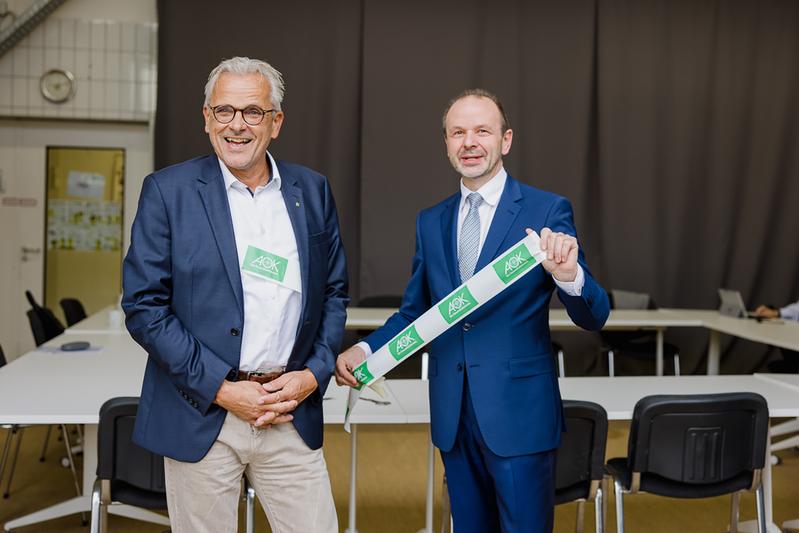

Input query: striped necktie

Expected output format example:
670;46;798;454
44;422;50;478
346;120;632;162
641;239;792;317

458;192;483;282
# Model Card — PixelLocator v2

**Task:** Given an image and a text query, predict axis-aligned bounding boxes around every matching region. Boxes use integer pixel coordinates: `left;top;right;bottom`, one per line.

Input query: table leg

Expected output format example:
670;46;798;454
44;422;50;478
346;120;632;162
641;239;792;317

416;437;435;533
737;429;780;533
656;329;664;376
346;423;358;533
708;330;721;375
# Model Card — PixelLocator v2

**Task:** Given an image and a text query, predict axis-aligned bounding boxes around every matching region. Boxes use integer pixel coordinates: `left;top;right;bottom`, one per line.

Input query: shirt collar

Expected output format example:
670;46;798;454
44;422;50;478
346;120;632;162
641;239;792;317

459;167;507;208
218;151;282;192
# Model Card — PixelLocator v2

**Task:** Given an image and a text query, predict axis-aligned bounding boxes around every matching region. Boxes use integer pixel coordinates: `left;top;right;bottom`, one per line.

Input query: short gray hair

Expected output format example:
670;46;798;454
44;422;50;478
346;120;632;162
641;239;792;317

442;88;510;135
204;57;285;111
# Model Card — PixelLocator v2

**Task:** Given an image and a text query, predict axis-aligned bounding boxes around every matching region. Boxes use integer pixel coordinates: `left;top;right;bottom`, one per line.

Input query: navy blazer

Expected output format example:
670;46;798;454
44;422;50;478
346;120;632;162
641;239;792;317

122;154;349;462
365;176;609;457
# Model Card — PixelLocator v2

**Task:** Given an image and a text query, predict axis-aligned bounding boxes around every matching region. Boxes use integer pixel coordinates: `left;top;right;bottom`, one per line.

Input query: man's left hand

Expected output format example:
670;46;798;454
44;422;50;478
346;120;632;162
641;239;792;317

530;227;579;282
254;369;318;427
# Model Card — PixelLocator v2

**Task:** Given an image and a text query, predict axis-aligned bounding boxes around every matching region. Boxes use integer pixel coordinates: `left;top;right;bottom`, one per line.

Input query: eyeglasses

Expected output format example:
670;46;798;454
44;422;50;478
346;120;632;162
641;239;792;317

209;105;275;126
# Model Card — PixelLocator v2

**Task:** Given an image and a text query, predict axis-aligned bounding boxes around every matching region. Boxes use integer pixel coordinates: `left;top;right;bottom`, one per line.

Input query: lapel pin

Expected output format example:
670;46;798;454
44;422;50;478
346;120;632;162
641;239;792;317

295;201;300;207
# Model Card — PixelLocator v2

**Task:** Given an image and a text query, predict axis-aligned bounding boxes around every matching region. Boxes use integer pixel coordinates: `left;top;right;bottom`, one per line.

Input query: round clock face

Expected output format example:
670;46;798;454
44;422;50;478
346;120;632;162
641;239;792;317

40;69;76;104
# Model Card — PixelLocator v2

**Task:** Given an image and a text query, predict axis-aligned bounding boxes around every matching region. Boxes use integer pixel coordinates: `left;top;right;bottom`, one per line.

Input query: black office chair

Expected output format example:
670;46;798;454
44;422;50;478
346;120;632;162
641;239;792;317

555;400;608;533
357;295;425;379
90;397;167;533
60;298;88;327
606;393;769;533
25;290;65;346
601;289;680;376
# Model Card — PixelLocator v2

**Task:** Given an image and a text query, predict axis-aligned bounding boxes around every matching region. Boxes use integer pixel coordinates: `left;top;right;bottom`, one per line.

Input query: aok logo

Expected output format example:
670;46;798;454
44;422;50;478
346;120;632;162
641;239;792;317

243;246;287;282
504;252;527;277
494;244;536;284
388;325;424;361
353;364;374;385
438;287;478;324
250;255;281;276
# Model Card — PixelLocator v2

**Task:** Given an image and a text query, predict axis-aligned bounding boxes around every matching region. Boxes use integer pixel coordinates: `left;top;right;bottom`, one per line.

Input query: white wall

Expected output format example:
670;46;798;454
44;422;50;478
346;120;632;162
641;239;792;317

0;0;156;359
6;0;157;23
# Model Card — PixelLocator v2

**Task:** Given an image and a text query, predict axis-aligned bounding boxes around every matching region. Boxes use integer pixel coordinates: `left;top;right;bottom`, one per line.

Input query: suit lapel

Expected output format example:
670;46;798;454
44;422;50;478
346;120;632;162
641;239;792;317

475;176;523;271
196;156;244;315
440;195;461;287
278;162;309;332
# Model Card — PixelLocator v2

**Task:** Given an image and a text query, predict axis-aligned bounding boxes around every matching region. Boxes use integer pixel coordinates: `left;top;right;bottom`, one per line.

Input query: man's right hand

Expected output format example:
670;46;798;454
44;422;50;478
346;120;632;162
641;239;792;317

335;345;367;387
754;305;780;319
214;380;297;426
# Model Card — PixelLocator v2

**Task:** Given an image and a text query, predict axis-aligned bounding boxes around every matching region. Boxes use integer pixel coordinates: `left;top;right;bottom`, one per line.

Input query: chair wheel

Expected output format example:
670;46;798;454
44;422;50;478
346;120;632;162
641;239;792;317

770;454;782;466
81;519;88;526
60;457;70;468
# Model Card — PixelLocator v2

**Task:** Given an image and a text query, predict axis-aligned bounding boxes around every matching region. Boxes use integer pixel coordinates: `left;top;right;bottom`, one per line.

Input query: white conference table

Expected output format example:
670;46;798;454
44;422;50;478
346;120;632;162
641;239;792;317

6;307;799;531
0;319;422;532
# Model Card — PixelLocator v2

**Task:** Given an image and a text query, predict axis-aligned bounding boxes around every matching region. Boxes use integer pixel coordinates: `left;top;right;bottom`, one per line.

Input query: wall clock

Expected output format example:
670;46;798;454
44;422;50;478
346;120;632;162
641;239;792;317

40;69;76;104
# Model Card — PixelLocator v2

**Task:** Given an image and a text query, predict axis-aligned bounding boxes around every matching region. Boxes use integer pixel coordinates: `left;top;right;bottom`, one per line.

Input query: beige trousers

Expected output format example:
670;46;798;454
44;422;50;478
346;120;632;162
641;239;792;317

164;412;337;533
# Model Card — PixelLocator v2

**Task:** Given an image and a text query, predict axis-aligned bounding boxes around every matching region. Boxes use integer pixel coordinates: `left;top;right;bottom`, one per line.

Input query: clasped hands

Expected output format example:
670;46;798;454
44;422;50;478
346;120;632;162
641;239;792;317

214;369;318;428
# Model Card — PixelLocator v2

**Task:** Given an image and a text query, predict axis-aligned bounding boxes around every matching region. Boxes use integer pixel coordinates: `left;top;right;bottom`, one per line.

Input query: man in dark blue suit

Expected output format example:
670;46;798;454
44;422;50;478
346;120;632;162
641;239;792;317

336;89;609;532
123;57;347;532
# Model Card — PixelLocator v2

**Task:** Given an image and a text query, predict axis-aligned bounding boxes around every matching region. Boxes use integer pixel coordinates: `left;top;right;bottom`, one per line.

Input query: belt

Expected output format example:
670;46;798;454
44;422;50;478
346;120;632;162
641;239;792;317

236;370;284;384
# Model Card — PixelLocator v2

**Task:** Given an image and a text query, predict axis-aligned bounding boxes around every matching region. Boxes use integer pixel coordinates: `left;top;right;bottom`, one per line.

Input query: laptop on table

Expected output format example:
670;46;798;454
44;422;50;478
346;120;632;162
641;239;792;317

718;288;760;319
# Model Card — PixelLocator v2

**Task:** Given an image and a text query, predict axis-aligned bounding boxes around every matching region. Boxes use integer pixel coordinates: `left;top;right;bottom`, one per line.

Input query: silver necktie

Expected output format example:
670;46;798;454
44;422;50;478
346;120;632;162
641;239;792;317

458;192;483;282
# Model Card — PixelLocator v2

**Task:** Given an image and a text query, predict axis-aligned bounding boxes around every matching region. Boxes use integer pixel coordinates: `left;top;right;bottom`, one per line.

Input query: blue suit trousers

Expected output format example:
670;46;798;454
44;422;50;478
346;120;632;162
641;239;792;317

441;372;557;533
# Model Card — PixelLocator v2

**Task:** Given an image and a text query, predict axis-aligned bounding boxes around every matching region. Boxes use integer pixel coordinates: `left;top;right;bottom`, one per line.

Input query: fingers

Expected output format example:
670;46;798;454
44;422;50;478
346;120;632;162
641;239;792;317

253;411;294;428
261;373;291;393
539;228;577;263
335;348;365;387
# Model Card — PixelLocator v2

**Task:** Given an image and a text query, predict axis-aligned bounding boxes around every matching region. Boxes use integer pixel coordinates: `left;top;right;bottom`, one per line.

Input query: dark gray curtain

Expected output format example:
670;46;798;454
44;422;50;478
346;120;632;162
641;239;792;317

156;0;799;374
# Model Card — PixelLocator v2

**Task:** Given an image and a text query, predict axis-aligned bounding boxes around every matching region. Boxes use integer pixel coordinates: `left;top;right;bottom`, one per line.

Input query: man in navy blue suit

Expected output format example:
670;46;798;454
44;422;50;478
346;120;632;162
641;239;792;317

336;89;609;532
123;57;347;532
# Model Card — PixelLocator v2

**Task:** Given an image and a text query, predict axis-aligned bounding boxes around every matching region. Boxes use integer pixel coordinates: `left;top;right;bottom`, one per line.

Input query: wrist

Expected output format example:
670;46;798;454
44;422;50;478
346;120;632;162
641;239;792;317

214;379;234;407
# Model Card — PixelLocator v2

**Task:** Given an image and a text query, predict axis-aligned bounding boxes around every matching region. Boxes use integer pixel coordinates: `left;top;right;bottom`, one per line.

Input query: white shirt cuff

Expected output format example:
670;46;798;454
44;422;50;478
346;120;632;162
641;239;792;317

554;264;585;297
355;341;373;358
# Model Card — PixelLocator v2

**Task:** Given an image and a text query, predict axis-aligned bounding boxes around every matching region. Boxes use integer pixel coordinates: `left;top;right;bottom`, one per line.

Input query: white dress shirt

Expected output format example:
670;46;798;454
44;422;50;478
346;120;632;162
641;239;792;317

780;300;799;321
357;168;584;358
220;153;301;371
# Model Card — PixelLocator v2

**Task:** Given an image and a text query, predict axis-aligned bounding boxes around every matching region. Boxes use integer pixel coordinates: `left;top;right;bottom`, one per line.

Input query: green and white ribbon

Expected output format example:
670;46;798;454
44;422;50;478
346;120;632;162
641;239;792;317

345;231;548;431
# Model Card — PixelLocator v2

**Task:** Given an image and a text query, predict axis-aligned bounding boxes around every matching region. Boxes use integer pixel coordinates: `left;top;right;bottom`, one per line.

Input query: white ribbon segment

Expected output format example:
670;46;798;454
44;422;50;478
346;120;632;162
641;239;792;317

344;231;548;431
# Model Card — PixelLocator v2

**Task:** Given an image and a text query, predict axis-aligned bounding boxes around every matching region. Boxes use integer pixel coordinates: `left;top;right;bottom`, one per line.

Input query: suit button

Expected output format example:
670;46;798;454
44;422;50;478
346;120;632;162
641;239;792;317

230;328;240;336
462;322;473;332
456;363;463;372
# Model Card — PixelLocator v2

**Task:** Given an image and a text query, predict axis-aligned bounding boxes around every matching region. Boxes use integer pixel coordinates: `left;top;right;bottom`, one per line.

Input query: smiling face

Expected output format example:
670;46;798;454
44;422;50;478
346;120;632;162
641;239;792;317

444;95;513;188
203;72;284;183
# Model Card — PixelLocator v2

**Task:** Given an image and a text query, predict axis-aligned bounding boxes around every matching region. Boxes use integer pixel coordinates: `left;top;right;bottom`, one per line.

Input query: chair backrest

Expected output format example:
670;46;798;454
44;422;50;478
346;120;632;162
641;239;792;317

627;393;768;484
609;289;656;310
59;298;87;327
97;397;165;493
25;290;65;345
555;400;608;498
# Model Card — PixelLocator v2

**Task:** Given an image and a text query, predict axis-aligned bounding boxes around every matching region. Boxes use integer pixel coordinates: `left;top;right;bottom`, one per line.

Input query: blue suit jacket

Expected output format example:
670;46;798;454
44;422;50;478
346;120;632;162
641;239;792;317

365;176;609;457
122;154;349;462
